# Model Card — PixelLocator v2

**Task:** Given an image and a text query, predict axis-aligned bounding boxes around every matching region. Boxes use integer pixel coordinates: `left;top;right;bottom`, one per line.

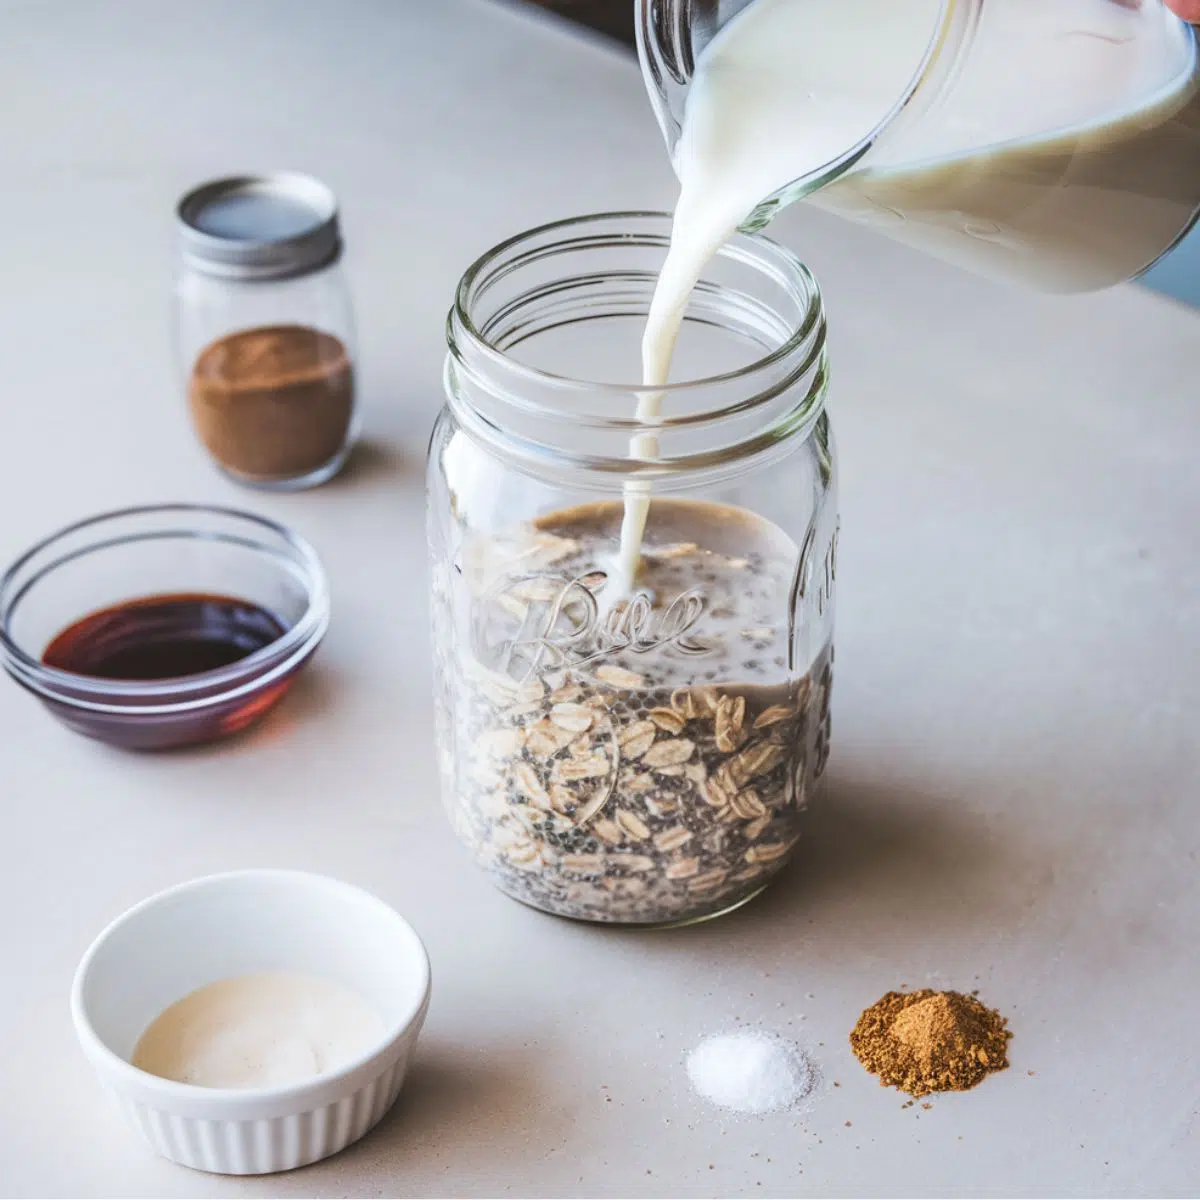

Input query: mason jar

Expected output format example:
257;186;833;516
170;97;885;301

175;173;359;490
429;213;837;927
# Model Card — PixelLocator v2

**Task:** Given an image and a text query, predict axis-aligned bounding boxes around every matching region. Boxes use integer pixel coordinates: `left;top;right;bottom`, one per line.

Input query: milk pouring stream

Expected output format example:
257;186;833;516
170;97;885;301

613;0;1200;585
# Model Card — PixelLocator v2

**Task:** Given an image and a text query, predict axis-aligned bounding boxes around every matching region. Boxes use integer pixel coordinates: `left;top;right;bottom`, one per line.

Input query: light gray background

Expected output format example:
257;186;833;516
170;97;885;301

0;2;1197;1196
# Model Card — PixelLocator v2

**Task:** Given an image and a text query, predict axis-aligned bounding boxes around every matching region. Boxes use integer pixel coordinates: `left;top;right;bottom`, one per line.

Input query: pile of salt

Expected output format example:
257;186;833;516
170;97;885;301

686;1031;816;1115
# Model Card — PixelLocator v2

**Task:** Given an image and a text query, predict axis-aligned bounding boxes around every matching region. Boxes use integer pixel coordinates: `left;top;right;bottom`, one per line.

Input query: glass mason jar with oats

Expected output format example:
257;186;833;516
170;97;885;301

428;213;837;927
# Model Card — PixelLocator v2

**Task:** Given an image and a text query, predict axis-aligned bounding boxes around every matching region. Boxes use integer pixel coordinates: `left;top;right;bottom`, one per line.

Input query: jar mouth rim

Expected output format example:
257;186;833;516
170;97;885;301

449;211;824;398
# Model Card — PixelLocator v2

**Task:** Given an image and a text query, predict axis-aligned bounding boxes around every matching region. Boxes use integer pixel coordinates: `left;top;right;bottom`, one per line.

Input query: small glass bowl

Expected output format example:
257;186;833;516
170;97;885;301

0;504;329;750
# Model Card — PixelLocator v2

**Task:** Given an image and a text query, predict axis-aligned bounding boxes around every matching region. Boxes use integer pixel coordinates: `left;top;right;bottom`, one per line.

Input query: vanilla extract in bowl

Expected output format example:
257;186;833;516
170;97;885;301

29;590;308;750
0;504;329;750
42;593;288;682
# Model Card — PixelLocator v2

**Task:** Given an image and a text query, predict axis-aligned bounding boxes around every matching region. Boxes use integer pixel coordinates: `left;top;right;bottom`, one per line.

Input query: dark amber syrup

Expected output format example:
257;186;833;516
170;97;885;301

38;593;301;750
42;593;286;680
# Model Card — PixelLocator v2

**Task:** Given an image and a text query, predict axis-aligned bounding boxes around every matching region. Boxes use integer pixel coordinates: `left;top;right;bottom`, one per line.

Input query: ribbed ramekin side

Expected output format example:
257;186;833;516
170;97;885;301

116;1058;407;1175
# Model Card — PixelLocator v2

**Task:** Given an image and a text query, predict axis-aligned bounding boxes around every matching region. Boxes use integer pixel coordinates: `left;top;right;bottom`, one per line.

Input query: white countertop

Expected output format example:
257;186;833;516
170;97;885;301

1;1;1198;1196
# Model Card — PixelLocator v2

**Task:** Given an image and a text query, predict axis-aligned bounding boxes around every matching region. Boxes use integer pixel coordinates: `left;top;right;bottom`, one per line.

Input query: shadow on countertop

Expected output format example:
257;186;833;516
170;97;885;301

523;0;634;46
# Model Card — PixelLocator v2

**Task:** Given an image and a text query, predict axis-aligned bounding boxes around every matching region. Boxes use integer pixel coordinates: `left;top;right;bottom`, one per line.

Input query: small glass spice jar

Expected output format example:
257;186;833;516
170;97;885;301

176;173;359;490
429;213;837;927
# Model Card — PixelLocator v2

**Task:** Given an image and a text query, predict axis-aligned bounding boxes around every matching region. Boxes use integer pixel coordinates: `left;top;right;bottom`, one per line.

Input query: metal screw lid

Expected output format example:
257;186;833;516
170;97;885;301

177;173;342;280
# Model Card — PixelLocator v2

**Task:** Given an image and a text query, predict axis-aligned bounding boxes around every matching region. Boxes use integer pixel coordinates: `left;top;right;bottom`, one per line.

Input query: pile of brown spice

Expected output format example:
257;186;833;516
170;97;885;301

849;989;1012;1098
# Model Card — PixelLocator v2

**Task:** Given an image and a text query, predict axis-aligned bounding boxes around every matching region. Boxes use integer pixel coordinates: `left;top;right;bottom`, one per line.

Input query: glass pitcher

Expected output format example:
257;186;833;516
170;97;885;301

638;0;1200;291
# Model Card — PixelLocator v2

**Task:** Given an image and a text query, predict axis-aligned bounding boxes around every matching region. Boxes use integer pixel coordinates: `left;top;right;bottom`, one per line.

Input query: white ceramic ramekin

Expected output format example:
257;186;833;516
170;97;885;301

71;870;432;1175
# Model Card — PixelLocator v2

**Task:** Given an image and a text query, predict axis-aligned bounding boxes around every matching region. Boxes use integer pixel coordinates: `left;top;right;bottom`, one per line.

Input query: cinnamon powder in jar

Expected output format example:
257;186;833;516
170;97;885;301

188;324;354;481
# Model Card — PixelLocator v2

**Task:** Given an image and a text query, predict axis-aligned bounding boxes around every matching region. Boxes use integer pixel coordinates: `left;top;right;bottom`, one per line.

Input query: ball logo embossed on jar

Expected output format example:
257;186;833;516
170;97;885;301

473;571;713;684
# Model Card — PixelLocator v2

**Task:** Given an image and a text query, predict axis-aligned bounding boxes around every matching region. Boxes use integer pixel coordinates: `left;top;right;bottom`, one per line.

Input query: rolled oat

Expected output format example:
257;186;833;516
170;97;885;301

436;499;834;924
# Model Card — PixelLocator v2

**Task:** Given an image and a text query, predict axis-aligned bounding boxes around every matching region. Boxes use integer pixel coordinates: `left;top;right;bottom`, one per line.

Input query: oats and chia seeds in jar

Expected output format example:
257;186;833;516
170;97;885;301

429;214;837;926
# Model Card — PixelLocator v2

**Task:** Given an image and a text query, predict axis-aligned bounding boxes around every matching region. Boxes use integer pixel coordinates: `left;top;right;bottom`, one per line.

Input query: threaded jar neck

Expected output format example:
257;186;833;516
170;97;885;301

444;212;829;486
